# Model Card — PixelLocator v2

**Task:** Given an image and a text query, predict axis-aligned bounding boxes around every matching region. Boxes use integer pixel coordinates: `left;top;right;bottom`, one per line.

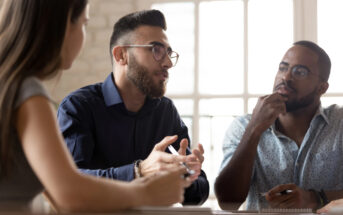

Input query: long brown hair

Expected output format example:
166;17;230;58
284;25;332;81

0;0;88;176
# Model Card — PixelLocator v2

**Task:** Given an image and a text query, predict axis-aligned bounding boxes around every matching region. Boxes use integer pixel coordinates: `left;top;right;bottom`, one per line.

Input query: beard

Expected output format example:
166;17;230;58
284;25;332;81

127;53;168;98
273;80;318;112
285;89;317;112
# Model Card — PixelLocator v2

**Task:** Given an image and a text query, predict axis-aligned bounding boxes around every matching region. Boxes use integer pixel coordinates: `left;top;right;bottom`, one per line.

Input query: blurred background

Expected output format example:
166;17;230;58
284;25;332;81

2;0;343;209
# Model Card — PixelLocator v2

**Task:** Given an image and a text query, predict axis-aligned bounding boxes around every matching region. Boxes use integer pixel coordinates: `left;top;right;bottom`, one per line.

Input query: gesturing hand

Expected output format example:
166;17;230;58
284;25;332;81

140;135;187;177
178;138;204;182
265;183;318;209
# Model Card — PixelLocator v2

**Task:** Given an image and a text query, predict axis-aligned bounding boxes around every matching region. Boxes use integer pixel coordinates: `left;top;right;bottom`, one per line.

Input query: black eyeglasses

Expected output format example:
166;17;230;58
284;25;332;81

122;43;179;67
278;64;312;80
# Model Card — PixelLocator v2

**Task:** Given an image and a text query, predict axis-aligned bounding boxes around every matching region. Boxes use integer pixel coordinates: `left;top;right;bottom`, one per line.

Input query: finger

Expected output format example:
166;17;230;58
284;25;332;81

173;165;188;176
317;199;343;214
192;149;204;163
268;184;296;196
274;92;289;102
154;135;178;151
263;93;281;103
271;103;286;115
272;100;286;110
266;191;292;202
278;198;296;209
182;176;192;188
273;194;295;208
198;143;204;154
270;92;288;101
259;94;269;100
178;138;188;155
317;204;330;214
184;163;201;175
159;152;187;163
187;173;200;182
159;163;184;171
184;161;201;169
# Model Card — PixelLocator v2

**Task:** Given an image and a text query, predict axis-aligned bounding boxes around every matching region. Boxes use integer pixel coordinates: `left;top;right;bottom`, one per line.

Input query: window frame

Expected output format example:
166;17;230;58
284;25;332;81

136;0;343;204
137;0;341;146
137;0;299;145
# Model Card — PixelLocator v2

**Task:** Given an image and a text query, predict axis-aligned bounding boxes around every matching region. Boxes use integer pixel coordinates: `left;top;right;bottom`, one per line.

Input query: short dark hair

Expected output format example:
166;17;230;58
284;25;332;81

109;9;167;63
293;40;331;82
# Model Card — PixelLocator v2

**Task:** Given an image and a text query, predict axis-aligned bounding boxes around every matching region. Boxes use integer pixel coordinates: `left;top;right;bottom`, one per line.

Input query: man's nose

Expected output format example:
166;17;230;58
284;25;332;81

161;54;173;69
282;68;294;81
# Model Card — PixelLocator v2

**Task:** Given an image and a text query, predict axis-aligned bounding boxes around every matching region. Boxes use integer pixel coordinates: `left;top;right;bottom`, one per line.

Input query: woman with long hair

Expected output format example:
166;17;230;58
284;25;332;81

0;0;189;212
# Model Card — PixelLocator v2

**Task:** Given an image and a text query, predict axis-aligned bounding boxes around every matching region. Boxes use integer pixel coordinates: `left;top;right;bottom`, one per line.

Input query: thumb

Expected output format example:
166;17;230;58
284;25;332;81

154;135;178;151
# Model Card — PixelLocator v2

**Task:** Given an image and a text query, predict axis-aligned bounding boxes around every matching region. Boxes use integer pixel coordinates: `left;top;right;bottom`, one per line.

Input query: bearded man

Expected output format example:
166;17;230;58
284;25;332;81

57;10;209;205
215;41;343;211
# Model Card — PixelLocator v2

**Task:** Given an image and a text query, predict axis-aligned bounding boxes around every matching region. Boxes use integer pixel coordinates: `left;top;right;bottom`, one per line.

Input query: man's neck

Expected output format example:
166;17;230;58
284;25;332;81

276;102;320;146
113;72;146;113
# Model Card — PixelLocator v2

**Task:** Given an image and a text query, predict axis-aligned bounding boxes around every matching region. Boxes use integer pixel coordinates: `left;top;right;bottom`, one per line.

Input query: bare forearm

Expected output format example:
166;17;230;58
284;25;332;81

215;124;262;204
49;172;142;212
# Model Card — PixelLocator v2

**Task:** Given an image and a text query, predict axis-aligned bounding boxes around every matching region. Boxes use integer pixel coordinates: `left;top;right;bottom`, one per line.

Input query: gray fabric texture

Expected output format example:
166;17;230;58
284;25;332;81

0;77;50;210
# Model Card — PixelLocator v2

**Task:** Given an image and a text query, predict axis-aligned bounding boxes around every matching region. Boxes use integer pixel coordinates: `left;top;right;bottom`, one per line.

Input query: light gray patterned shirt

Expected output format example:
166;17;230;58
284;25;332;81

220;104;343;210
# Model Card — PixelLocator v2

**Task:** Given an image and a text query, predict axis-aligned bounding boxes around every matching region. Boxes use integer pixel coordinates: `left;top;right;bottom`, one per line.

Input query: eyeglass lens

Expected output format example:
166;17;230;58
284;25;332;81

278;64;309;80
291;66;309;79
152;44;178;66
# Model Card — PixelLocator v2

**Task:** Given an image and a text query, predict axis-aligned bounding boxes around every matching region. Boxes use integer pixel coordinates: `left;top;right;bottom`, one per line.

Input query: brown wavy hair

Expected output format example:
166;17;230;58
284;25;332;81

0;0;88;176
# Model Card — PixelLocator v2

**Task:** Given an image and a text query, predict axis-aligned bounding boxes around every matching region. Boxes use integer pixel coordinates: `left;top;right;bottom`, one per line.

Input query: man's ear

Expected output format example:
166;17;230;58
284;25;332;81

318;82;329;95
112;46;128;65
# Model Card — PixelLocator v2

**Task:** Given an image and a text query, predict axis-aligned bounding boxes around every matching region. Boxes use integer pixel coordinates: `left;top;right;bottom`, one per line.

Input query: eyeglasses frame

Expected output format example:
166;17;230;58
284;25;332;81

121;44;179;67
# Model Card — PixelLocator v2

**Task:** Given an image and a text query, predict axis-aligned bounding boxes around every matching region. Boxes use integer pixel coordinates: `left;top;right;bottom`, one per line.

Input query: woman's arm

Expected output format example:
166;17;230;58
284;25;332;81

15;96;188;212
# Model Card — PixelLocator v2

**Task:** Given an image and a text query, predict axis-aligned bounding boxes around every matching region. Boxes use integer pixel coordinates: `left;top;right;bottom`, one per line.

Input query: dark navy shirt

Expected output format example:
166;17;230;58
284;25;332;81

57;73;209;205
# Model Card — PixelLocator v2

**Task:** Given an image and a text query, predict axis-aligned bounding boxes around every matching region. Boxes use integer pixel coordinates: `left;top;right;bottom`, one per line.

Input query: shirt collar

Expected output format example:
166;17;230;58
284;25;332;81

270;103;330;135
316;104;330;124
102;73;123;107
101;72;162;112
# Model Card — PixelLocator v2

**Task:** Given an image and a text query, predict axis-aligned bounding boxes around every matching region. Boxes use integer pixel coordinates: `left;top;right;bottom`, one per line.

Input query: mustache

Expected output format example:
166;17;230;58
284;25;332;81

154;70;169;78
274;81;296;92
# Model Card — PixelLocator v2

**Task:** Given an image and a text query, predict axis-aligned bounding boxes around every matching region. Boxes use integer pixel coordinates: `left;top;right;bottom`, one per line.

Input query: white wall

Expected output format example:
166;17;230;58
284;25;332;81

46;0;138;102
0;0;138;102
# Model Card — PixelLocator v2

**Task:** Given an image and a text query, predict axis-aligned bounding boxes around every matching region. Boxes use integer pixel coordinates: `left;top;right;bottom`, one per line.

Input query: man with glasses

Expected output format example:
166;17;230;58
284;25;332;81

215;41;343;211
57;9;209;205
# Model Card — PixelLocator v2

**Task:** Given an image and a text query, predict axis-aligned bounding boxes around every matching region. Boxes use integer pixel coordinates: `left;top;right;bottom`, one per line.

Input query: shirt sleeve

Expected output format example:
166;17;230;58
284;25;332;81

15;77;51;109
169;101;210;205
79;164;134;181
220;115;250;171
57;95;135;181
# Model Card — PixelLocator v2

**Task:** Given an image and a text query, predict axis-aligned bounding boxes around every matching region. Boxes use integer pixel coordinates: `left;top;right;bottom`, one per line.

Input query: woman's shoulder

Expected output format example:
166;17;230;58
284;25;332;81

15;76;51;109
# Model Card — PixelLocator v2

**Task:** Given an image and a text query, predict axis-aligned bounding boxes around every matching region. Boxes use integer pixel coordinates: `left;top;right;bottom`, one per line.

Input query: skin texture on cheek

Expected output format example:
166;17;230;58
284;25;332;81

272;73;320;112
60;5;89;70
284;88;317;112
127;53;167;98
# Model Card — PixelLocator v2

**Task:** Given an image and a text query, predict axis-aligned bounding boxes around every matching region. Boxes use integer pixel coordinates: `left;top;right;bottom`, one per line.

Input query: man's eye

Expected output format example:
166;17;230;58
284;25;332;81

279;66;288;72
293;68;308;77
153;45;163;53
